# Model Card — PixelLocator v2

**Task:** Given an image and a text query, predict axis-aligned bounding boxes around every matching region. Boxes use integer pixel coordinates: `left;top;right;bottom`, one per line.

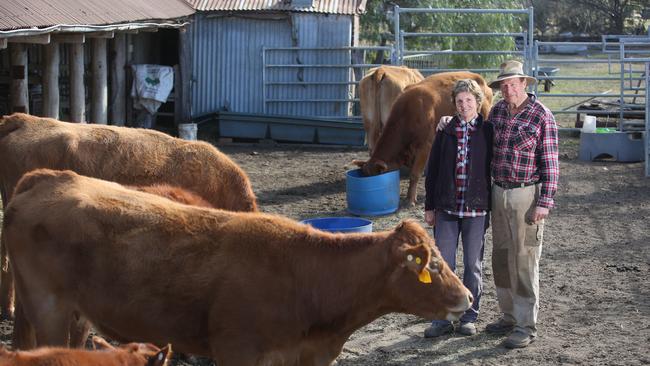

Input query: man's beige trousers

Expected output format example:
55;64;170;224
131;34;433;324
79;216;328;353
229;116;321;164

492;184;544;336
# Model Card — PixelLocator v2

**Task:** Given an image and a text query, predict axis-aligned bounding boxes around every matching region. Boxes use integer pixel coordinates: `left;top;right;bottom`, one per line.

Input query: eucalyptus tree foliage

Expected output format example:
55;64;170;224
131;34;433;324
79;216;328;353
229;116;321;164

361;0;525;68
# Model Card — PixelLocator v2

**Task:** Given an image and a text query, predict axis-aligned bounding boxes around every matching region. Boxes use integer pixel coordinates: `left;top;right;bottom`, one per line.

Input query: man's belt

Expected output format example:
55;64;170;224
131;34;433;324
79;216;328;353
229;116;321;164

493;180;539;189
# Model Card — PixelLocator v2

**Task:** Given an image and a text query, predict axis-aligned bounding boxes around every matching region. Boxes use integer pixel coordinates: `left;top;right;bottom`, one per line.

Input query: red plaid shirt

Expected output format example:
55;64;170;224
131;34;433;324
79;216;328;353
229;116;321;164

489;94;559;208
445;117;488;218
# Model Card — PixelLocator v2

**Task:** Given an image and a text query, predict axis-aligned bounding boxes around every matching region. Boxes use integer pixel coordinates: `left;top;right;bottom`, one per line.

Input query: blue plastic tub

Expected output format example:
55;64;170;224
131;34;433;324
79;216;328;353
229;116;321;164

301;217;373;233
346;169;400;216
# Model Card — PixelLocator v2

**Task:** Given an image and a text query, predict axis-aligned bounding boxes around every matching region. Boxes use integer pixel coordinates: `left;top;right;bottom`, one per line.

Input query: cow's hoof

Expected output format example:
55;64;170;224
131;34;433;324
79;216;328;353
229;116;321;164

403;201;416;208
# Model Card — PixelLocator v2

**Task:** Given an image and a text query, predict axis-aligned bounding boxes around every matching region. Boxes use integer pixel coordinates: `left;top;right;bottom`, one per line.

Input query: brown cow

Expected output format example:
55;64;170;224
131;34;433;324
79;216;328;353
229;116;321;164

359;65;424;153
354;71;493;207
6;169;472;365
0;336;171;366
0;113;257;319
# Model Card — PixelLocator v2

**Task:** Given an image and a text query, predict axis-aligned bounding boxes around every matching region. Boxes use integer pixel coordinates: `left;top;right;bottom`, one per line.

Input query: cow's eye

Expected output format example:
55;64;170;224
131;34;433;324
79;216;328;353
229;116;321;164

428;257;441;274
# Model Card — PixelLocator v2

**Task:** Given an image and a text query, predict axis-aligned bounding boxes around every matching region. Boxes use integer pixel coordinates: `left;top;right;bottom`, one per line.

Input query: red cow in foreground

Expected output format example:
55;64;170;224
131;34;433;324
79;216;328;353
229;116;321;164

0;113;258;319
359;65;424;153
354;71;493;207
6;169;472;366
0;336;171;366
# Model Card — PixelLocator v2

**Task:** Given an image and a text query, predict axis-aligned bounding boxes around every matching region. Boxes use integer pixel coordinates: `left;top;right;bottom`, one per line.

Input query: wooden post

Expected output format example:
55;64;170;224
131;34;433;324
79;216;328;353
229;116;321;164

69;43;85;122
125;34;134;126
178;26;192;125
43;42;60;118
9;43;28;114
173;64;181;124
91;38;107;124
109;33;126;125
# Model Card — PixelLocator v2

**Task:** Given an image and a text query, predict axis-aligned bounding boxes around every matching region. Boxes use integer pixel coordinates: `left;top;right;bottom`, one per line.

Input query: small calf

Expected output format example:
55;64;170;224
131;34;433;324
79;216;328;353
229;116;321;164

0;336;171;366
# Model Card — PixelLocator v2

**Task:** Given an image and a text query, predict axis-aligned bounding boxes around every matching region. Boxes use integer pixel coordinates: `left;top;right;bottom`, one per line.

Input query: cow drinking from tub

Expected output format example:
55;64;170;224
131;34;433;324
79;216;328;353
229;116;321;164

5;169;472;366
354;71;493;207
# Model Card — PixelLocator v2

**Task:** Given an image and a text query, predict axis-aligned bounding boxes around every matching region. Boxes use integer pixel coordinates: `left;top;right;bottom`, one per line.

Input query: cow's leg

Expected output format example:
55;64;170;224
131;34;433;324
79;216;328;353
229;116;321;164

405;153;428;207
212;345;261;366
0;244;15;321
14;274;71;347
12;299;36;350
300;341;344;366
0;188;14;320
69;312;91;348
33;307;72;347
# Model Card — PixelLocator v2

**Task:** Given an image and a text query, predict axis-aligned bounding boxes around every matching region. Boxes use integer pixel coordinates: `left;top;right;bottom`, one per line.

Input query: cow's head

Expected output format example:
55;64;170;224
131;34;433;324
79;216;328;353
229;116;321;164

352;158;389;176
387;220;472;321
92;336;173;366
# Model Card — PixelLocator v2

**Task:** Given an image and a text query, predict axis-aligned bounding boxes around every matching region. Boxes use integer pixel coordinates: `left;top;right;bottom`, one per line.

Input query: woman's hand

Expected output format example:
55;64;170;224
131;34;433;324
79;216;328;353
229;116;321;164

436;116;453;131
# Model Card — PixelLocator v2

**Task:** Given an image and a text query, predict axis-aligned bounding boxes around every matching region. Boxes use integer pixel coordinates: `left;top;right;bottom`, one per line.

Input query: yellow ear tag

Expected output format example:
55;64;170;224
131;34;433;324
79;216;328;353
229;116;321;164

418;269;432;284
415;257;422;265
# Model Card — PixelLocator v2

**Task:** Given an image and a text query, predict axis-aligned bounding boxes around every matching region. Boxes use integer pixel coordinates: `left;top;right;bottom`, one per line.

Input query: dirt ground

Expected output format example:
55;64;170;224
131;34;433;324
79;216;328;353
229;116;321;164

1;135;649;365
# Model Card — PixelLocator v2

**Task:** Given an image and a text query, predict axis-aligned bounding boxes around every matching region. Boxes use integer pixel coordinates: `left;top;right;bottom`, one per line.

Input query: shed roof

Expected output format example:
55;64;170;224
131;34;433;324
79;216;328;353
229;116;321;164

186;0;366;15
0;0;194;31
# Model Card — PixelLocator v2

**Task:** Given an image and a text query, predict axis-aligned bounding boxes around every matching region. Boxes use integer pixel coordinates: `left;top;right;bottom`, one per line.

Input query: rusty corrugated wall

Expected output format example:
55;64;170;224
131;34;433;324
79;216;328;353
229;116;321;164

0;0;193;30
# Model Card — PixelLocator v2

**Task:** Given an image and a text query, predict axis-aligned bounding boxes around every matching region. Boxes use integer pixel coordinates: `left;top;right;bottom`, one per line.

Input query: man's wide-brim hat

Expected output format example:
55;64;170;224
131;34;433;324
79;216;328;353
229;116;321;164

488;60;537;89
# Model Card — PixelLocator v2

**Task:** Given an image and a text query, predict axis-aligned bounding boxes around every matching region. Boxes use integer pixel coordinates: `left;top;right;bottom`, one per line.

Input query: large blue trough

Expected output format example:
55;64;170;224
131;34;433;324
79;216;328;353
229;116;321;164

346;169;400;216
301;217;373;233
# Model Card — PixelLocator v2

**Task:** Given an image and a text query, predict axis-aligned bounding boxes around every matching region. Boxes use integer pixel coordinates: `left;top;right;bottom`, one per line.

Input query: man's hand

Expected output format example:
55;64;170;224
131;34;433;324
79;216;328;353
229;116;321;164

530;206;549;224
436;116;453;131
425;210;435;226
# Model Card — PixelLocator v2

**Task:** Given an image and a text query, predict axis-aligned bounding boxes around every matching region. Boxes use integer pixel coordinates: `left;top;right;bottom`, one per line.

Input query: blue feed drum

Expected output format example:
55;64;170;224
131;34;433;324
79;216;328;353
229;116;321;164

301;217;373;233
346;169;400;216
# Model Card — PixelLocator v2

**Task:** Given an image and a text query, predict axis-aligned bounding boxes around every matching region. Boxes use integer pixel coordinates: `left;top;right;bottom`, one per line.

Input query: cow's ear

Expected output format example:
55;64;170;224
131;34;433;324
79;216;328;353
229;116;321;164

92;336;115;351
147;345;172;366
395;243;433;284
351;159;367;168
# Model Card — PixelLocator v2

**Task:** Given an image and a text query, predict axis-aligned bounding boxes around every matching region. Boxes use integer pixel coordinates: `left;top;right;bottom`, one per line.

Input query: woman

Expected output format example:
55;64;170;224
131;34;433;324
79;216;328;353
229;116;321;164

423;79;493;337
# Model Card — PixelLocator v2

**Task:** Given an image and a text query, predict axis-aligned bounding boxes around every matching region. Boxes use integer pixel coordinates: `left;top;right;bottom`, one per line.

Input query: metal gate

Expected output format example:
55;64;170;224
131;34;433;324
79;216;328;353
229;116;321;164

532;35;649;131
392;7;534;75
262;46;393;119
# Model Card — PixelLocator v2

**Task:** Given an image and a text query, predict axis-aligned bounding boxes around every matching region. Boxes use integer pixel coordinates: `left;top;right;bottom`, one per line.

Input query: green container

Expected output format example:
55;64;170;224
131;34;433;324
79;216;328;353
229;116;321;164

596;128;616;133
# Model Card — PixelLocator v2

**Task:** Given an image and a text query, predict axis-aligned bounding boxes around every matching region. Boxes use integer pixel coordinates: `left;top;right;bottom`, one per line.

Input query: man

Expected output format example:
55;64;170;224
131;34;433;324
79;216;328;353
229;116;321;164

486;59;559;349
435;60;559;348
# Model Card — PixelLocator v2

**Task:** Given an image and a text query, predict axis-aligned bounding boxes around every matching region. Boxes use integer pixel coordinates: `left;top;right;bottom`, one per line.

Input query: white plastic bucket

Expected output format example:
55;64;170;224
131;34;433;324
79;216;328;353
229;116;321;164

178;123;197;140
582;115;597;133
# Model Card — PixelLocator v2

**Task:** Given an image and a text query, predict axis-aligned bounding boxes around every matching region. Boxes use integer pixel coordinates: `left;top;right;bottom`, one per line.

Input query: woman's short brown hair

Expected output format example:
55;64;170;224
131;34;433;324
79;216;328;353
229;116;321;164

451;79;484;109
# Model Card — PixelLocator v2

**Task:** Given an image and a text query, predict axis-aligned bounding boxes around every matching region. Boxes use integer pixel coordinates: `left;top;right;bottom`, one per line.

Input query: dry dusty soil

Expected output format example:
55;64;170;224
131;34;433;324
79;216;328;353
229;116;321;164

1;135;648;365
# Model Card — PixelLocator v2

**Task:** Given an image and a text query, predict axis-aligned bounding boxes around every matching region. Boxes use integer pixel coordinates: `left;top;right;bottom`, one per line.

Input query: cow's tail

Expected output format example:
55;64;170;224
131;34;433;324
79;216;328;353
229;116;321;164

371;69;386;152
0;114;24;141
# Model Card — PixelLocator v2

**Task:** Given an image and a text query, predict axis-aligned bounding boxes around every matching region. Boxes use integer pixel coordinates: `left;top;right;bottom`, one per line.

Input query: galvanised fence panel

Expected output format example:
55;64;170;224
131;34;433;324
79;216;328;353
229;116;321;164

263;45;393;119
393;7;534;77
533;36;648;131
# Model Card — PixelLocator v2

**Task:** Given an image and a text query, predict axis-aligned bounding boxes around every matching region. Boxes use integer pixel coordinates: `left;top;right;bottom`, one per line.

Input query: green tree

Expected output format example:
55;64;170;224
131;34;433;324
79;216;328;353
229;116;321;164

523;0;646;36
574;0;645;34
360;0;527;69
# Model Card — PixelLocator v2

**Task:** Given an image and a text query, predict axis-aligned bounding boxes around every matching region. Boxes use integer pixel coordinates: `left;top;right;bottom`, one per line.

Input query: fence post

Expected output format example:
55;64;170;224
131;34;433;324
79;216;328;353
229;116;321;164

393;5;400;64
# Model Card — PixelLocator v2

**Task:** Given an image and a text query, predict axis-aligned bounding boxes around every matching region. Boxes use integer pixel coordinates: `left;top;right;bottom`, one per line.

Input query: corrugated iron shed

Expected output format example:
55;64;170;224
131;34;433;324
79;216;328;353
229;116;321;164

186;0;366;15
0;0;194;31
